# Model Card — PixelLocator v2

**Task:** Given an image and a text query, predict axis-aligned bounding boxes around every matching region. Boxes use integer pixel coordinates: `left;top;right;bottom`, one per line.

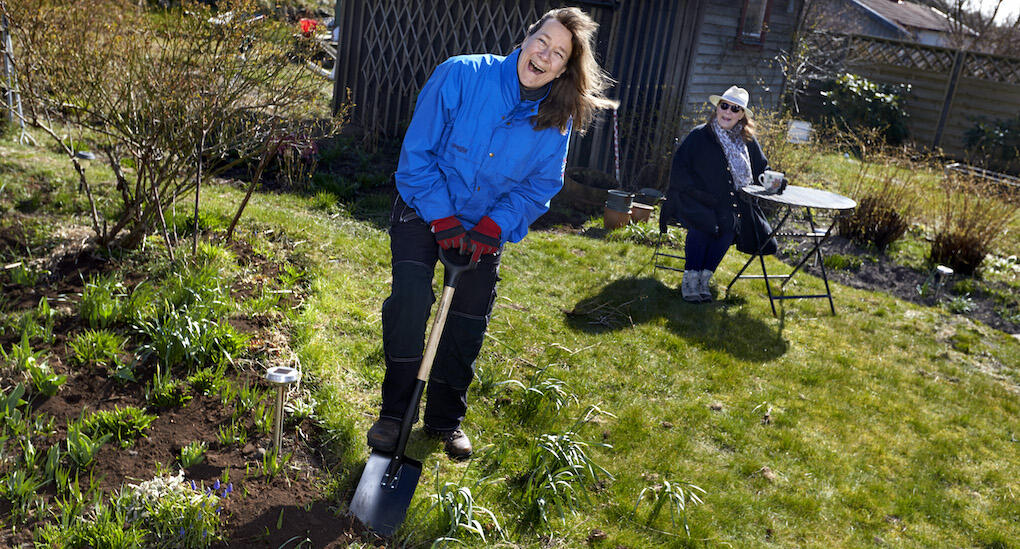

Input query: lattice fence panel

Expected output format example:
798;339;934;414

962;50;1020;83
805;30;1020;84
346;1;551;135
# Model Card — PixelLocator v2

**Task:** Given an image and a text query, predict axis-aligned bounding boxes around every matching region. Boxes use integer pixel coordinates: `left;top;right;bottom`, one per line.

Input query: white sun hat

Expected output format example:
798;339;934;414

709;86;752;116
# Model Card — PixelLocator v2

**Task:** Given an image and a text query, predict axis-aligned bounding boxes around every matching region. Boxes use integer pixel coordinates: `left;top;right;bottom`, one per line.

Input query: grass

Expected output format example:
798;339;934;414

1;124;1019;547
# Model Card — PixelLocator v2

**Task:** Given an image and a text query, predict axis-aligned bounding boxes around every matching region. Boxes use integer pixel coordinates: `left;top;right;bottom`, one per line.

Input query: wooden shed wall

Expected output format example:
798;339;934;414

680;0;802;134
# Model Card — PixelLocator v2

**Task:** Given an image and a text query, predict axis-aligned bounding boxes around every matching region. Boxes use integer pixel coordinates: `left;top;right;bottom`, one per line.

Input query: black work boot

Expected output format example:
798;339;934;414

424;427;473;460
366;418;400;452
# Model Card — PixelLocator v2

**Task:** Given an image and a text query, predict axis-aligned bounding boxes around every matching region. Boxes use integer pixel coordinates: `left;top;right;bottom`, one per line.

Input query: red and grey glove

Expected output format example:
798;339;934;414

466;216;502;263
430;216;467;251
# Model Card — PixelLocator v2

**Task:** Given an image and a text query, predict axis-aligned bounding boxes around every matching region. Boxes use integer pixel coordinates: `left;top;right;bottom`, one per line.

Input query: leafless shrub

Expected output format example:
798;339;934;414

7;0;349;255
930;173;1018;276
832;129;919;251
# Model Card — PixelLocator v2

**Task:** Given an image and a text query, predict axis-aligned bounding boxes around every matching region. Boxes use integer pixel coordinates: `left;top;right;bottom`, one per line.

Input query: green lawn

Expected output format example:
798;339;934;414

199;169;1018;547
2;128;1018;548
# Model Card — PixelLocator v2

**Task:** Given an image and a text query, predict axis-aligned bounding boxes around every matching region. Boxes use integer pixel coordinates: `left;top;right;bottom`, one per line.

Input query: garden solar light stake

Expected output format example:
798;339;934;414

350;248;476;536
265;366;301;456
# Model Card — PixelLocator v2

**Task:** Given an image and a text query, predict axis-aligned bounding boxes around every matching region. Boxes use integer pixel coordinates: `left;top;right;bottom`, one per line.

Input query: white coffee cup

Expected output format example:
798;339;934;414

758;170;784;192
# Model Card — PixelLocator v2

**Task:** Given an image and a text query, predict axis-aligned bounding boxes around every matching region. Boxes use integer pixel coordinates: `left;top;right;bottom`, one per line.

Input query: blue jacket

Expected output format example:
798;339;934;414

395;49;572;244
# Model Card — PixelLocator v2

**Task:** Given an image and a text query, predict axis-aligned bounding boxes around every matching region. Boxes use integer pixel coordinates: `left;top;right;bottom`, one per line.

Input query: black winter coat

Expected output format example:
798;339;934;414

659;123;768;237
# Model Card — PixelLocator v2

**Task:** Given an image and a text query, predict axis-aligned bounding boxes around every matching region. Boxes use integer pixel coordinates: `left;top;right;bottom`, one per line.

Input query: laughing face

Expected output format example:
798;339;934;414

715;100;745;131
517;18;573;90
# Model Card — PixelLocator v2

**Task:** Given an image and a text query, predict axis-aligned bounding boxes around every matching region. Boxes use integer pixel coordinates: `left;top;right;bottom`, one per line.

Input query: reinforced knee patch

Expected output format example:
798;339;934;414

382;260;435;360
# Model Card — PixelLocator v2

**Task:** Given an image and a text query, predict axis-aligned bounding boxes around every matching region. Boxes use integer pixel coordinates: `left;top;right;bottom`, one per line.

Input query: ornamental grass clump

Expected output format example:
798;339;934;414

929;174;1018;276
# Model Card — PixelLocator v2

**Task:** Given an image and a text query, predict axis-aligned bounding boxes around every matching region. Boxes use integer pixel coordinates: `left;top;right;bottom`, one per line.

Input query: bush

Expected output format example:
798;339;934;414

821;73;910;145
929;175;1019;275
964;113;1020;174
838;195;909;251
8;0;348;253
836;159;917;251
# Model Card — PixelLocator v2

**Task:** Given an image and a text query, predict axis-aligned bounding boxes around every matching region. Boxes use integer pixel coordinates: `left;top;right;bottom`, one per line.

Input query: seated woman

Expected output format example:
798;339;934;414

660;86;770;303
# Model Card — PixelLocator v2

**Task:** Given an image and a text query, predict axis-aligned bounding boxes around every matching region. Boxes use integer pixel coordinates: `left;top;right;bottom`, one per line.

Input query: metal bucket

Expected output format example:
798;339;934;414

606;189;633;212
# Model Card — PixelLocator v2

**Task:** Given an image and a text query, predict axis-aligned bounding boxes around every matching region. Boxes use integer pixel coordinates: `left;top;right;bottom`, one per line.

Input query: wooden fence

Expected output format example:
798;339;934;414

800;32;1020;161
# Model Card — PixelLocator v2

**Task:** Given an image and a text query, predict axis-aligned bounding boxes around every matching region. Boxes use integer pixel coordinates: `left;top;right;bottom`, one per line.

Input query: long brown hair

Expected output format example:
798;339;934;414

524;8;616;135
706;106;756;142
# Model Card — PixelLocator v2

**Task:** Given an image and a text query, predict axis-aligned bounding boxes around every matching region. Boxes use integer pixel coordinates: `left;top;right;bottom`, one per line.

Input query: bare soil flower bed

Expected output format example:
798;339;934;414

0;238;370;547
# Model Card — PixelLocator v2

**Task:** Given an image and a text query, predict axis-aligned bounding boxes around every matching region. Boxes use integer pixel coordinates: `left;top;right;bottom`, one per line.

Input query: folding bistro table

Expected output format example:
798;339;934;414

726;184;857;316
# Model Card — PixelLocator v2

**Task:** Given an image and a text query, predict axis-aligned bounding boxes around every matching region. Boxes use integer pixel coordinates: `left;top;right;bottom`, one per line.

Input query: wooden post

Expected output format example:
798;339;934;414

933;49;965;151
331;0;343;117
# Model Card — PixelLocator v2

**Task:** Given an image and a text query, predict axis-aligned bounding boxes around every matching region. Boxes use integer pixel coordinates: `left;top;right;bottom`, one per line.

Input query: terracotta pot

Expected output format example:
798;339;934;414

604;206;630;230
630;203;654;223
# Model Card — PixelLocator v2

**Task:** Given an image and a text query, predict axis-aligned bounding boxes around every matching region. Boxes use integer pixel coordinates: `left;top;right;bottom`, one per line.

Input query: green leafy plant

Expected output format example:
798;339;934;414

36;498;146;549
284;393;317;425
424;477;505;547
605;221;678;247
179;441;208;468
253;401;273;435
0;468;48;520
68;329;126;369
25;357;67;397
261;449;292;480
134;305;246;373
146;364;193;410
517;407;615;528
216;419;247;448
80;275;126;330
65;426;112;470
822;253;863;271
944;296;976;315
79;406;157;448
2;333;45;372
634;480;706;535
8;263;45;287
234;383;268;421
117;472;232;548
186;367;224;397
822;73;910;145
498;366;577;423
1;384;28;434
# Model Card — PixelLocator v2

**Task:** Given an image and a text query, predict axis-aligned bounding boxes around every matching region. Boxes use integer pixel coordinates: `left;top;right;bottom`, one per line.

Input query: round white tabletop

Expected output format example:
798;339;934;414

742;184;857;211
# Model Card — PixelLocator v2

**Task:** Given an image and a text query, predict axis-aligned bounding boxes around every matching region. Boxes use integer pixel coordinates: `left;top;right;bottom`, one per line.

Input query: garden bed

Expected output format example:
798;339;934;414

775;230;1019;334
0;229;372;547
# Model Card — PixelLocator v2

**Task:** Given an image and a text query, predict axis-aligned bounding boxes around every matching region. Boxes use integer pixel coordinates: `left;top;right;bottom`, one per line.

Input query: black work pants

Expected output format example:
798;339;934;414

379;196;501;431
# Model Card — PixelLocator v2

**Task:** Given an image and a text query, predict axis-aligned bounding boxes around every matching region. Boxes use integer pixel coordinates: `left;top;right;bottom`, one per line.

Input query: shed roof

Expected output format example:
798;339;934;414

852;0;957;33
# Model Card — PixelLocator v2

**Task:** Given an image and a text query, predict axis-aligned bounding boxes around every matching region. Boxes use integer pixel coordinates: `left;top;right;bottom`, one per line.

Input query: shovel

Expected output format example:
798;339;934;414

350;247;476;536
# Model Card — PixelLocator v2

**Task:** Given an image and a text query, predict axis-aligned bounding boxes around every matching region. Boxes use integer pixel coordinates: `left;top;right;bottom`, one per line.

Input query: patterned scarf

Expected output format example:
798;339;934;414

712;119;753;189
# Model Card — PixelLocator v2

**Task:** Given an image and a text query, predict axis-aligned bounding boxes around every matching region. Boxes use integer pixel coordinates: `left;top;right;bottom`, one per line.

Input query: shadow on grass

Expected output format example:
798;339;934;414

564;276;788;362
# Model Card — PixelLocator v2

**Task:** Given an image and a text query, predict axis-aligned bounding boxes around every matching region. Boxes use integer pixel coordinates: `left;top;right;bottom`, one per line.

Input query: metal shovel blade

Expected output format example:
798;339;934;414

349;451;423;536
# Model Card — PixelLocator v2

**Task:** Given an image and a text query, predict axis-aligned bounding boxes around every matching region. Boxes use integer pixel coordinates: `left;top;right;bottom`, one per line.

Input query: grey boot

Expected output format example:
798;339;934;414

698;270;714;302
681;270;701;302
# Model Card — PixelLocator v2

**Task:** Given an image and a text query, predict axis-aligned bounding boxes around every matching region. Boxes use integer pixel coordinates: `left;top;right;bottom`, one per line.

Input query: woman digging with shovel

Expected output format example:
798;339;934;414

367;8;616;462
